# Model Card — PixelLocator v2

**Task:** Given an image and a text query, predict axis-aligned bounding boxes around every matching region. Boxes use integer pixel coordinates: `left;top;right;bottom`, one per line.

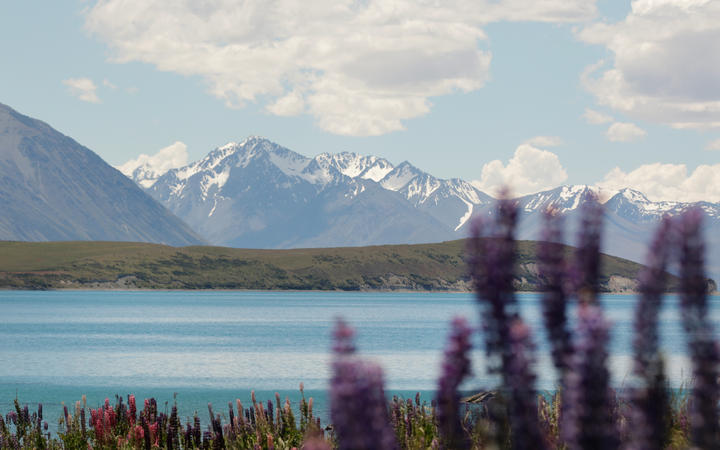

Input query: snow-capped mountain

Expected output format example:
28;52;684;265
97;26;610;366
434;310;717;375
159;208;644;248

125;136;720;282
135;137;489;247
513;185;720;282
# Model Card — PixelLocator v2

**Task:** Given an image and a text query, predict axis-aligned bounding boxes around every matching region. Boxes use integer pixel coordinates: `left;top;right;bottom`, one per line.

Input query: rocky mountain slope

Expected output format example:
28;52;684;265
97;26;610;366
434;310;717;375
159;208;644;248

0;102;203;245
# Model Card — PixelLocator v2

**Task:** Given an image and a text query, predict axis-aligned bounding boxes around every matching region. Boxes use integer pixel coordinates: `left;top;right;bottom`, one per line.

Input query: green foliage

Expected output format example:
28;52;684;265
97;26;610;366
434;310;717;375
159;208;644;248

0;240;679;292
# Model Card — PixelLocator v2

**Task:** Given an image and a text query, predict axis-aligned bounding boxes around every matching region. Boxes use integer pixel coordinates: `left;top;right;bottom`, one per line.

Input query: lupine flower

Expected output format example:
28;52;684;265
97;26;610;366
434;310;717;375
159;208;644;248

676;208;720;448
193;415;201;447
80;405;86;438
571;192;603;305
563;305;619;450
629;216;672;449
561;196;619;449
330;319;397;450
538;208;573;374
506;318;545;450
435;316;473;450
302;435;332;450
467;198;518;372
128;394;137;425
468;197;545;450
333;318;356;355
267;399;274;425
169;405;179;449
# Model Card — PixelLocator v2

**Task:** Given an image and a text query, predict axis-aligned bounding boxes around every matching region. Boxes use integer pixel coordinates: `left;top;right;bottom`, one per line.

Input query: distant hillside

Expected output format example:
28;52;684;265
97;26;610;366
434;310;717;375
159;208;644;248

0;240;701;292
0;102;203;245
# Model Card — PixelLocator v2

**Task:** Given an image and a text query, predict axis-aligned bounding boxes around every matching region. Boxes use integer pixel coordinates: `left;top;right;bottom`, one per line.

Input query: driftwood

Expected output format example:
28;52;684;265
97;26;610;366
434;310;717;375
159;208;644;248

461;391;496;404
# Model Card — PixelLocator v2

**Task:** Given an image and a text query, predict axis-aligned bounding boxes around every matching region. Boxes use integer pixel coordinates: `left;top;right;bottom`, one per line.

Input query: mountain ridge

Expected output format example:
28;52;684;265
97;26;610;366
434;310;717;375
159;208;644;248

122;136;720;282
0;102;204;246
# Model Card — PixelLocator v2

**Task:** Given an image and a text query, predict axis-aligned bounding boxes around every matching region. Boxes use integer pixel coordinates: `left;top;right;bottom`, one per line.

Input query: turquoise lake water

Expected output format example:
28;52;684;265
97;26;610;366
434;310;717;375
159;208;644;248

0;290;716;431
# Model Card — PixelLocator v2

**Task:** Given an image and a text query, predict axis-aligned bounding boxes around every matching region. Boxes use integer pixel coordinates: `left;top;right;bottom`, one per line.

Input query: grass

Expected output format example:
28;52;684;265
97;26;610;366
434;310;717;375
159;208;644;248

0;239;687;291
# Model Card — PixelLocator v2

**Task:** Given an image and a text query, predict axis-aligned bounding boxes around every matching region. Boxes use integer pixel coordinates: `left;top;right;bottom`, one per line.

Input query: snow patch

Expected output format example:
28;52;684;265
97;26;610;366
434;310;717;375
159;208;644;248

361;162;394;182
380;166;418;191
269;151;310;177
455;200;474;231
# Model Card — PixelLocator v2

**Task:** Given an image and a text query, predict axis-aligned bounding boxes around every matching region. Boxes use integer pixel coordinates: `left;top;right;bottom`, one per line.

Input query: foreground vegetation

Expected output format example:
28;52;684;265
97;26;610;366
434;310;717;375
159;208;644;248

2;195;719;449
0;239;692;292
0;388;696;449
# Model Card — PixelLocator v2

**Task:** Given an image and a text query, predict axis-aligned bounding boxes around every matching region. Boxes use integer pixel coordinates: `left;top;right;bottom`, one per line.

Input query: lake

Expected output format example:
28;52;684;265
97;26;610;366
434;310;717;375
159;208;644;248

0;290;715;430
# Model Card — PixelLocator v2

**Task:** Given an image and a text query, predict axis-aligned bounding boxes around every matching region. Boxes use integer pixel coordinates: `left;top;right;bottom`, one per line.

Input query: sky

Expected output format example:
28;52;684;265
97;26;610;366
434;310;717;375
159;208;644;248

1;0;720;201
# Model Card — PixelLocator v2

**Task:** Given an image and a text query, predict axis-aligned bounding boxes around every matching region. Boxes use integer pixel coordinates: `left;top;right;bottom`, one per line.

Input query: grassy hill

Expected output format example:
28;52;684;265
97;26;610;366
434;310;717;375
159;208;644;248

0;239;697;292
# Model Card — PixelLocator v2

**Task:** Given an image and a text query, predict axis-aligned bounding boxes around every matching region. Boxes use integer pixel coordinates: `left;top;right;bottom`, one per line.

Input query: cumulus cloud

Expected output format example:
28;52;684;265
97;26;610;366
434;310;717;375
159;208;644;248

472;143;568;196
84;0;597;136
606;121;646;142
597;162;720;202
582;108;613;124
579;0;720;129
524;135;563;147
117;141;189;182
706;138;720;151
62;77;100;103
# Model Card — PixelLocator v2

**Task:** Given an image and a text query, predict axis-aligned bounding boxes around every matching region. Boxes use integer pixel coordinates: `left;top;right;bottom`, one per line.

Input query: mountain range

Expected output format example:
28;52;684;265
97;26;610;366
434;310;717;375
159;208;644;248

1;100;716;284
0;102;203;246
122;136;720;281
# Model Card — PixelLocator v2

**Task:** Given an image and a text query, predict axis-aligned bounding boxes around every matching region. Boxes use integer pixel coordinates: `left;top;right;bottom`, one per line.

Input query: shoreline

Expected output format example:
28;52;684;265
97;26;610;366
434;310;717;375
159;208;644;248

2;287;716;295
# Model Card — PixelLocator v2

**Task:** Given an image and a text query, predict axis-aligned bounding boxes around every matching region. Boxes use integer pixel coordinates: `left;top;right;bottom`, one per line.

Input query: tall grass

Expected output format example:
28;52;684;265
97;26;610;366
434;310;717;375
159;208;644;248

1;197;717;449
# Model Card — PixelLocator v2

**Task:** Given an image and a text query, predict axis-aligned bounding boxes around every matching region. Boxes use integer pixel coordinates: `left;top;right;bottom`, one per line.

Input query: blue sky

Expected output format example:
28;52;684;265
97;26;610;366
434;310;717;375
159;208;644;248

1;1;719;201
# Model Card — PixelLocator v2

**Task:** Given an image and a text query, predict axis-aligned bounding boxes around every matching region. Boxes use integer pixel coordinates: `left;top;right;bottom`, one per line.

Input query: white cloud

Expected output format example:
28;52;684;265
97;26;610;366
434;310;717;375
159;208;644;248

524;135;563;147
597;162;720;202
706;138;720;151
472;144;568;196
579;0;720;129
117;141;189;186
84;0;597;136
62;77;100;103
606;122;646;142
582;108;613;124
103;79;117;89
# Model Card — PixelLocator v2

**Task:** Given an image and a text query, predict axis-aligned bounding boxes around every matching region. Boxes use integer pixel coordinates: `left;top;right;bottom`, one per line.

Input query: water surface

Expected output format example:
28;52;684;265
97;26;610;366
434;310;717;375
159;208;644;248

0;290;715;428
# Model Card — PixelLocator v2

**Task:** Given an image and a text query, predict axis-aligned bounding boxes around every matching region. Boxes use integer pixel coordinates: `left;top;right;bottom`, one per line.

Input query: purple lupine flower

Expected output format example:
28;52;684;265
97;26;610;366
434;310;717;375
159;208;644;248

193;415;201;448
468;197;545;450
538;208;573;374
227;401;235;434
168;405;179;450
330;318;397;450
267;399;274;426
435;316;473;450
467;197;519;373
302;435;332;450
571;192;603;305
506;318;545;450
563;305;619;450
333;317;356;355
629;216;672;449
676;208;720;447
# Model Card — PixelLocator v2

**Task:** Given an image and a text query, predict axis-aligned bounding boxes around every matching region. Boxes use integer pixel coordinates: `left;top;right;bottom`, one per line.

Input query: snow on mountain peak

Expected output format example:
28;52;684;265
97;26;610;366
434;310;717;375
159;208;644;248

619;187;650;204
380;162;421;191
